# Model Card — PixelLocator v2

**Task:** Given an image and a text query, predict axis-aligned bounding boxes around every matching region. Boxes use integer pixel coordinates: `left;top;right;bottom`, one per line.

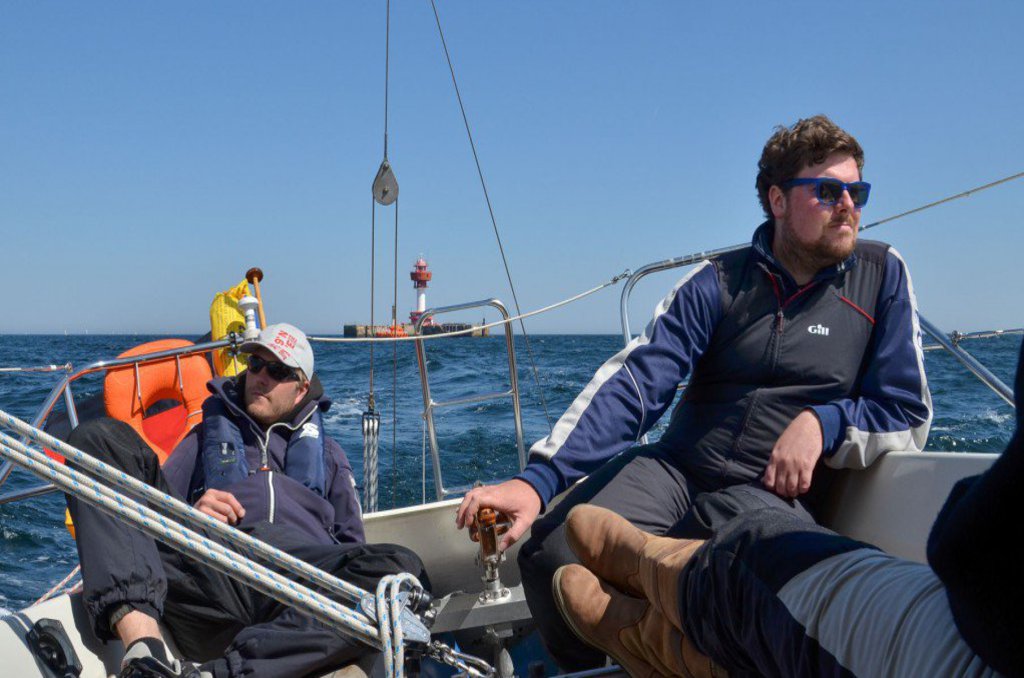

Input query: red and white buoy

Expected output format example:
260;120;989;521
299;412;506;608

409;257;433;326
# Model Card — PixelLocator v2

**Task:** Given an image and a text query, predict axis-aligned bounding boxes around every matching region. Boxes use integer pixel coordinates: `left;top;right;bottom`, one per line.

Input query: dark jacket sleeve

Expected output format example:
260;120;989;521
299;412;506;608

325;437;366;543
926;338;1023;675
515;261;722;506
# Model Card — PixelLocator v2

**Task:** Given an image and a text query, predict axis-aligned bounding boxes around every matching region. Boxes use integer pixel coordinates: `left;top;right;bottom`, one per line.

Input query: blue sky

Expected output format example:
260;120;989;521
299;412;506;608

2;2;1022;335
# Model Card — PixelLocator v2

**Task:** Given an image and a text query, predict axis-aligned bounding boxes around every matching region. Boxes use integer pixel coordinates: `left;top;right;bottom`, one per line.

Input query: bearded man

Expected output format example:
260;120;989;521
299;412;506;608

457;115;932;670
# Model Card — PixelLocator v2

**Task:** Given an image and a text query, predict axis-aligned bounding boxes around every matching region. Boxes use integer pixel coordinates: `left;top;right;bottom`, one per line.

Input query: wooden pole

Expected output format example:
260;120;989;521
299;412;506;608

245;267;267;328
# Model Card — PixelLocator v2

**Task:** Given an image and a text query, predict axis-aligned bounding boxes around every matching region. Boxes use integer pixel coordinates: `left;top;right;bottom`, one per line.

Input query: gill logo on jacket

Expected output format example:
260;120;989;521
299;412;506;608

808;324;830;336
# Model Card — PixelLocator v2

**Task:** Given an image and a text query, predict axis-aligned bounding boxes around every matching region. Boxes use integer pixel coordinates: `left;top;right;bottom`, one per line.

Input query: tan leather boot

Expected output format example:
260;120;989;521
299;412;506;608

565;504;703;630
553;564;725;678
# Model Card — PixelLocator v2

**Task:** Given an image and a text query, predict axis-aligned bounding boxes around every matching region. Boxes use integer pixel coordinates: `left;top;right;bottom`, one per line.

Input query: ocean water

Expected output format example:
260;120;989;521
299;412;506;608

0;332;1019;616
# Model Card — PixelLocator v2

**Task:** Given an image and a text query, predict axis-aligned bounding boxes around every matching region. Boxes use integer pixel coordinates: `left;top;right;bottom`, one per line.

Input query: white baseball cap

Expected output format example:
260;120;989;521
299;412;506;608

240;323;314;380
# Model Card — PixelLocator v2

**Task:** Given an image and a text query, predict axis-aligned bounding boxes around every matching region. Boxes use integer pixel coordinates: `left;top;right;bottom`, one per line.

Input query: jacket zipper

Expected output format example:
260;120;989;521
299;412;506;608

255;405;318;469
267;471;275;523
771;309;785;372
766;273;818;374
253;405;318;523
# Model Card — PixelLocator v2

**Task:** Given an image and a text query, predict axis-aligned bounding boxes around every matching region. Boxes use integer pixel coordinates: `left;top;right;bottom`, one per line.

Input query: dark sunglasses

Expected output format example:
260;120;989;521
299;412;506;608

247;354;301;383
781;177;871;208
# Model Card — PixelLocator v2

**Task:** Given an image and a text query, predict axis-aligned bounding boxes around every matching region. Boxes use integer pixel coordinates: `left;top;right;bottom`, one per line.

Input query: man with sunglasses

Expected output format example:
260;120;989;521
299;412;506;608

553;338;1024;677
65;323;428;678
457;115;931;670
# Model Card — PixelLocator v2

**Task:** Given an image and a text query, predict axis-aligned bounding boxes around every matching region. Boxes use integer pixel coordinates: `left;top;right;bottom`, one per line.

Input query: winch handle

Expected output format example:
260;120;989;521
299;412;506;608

471;507;511;557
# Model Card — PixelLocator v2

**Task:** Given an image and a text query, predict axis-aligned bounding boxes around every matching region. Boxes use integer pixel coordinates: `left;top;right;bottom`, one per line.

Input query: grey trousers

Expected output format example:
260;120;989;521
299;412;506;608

516;443;817;671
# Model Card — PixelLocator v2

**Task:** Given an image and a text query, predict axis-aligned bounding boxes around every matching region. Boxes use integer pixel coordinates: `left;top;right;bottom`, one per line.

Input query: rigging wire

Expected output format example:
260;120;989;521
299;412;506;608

392;201;400;507
363;0;397;513
860;171;1024;232
369;198;377;403
427;0;554;432
383;0;391;158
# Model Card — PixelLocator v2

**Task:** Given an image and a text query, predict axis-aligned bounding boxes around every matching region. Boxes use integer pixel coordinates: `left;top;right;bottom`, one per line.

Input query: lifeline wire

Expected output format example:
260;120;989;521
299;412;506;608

427;0;553;432
311;270;630;345
0;364;71;373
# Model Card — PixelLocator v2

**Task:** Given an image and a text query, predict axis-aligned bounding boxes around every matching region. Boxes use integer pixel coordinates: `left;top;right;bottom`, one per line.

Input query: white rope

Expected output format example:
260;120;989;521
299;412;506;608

32;564;81;606
0;409;370;607
310;270;630;345
375;573;423;678
362;412;380;513
0;431;383;648
0;419;492;677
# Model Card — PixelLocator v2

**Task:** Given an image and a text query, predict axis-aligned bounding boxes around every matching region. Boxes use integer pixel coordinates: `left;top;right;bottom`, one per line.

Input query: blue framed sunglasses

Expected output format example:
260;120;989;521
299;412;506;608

782;177;871;208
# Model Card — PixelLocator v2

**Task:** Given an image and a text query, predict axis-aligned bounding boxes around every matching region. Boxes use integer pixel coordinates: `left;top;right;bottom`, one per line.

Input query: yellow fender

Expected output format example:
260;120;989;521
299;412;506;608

210;280;251;376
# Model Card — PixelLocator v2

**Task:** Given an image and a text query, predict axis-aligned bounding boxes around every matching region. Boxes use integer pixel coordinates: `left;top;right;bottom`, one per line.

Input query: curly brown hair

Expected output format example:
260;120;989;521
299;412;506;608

756;115;864;218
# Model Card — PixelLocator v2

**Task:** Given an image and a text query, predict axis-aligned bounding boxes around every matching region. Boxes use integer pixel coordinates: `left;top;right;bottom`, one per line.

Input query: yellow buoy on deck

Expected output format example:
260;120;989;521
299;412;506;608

210;279;251;376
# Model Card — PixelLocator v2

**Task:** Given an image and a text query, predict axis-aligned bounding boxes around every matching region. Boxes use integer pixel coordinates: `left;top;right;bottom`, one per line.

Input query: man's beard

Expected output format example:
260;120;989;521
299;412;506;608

776;219;857;274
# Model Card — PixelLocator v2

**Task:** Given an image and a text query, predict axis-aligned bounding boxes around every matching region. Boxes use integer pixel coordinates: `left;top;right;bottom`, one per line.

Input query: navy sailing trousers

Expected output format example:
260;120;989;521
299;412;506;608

65;418;428;678
517;443;818;671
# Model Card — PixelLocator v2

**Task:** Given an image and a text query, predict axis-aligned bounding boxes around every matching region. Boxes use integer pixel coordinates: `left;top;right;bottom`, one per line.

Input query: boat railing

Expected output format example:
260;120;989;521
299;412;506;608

619;248;1017;446
0;337;235;505
414;298;527;501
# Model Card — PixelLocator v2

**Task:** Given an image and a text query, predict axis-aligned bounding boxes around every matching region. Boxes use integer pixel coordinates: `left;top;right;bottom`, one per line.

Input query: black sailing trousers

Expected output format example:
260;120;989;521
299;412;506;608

517;442;817;671
65;417;428;678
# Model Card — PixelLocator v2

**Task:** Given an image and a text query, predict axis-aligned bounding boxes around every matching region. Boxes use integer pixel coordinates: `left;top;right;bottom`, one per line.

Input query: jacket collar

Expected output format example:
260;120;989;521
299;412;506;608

752;219;858;290
207;373;331;432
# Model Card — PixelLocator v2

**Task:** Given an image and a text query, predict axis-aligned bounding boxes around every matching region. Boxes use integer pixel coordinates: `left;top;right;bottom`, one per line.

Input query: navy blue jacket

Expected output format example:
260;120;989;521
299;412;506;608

518;221;932;506
163;375;365;545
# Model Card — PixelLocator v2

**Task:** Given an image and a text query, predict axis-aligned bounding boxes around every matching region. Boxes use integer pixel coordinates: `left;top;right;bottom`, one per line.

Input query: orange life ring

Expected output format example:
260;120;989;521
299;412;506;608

104;339;213;464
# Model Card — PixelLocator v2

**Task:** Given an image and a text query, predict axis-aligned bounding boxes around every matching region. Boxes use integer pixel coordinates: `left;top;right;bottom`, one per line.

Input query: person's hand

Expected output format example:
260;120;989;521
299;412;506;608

456;479;542;552
194;488;246;525
763;410;823;498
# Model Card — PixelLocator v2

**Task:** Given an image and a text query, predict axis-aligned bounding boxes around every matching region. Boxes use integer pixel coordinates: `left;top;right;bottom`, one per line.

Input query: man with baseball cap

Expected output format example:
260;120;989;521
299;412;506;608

65;323;429;678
